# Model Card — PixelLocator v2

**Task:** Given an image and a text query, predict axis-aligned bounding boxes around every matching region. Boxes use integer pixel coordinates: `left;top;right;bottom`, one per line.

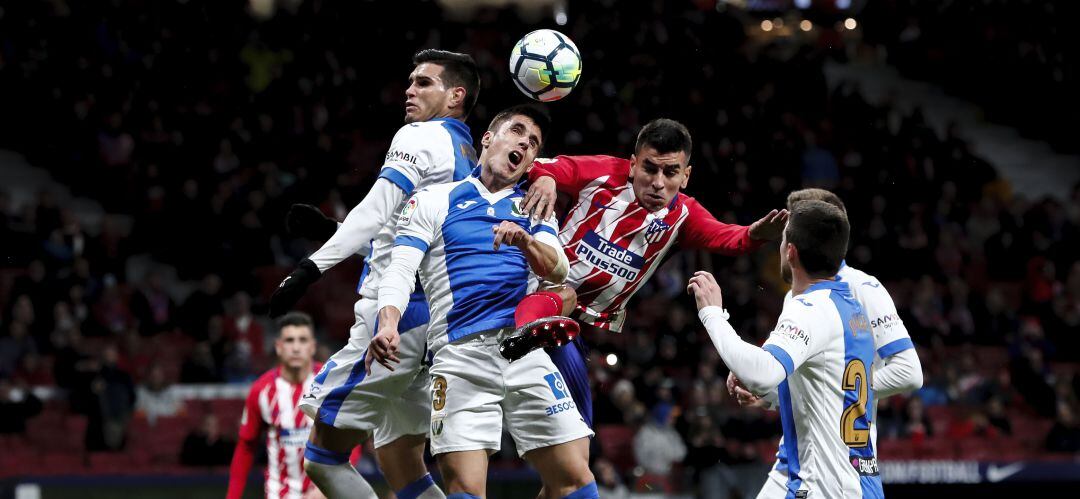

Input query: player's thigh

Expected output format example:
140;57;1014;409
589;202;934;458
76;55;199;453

545;337;593;426
428;338;505;456
348;297;377;344
436;449;489;496
522;437;592;493
308;419;367;454
373;322;431;449
503;349;594;458
301;318;427;432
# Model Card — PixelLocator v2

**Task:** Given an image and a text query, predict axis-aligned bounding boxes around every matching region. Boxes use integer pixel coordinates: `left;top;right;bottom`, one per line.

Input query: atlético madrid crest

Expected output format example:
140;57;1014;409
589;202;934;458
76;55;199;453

644;219;670;244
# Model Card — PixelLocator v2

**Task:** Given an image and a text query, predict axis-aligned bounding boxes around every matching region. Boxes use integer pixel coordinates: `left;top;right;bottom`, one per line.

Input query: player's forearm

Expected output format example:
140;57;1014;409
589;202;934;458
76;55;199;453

523;231;569;283
699;306;787;394
226;439;257;499
308;179;405;272
376;245;423;315
872;348;923;398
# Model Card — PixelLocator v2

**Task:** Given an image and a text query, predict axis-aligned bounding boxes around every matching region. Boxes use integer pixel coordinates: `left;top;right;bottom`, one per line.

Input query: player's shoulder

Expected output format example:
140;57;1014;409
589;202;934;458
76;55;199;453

837;264;877;286
390;120;452;149
547;154;628;171
416;178;468;198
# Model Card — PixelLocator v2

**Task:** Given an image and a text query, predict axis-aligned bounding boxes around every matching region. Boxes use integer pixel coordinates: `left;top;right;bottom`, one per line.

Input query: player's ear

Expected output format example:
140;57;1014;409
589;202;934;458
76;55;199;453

628;154;638;179
448;86;466;110
681;164;692;189
481;130;493;148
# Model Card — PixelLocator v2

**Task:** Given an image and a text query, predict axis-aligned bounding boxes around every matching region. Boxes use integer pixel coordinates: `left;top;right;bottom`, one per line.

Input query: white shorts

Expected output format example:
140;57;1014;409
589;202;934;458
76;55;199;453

299;295;431;448
428;330;594;457
756;468;792;499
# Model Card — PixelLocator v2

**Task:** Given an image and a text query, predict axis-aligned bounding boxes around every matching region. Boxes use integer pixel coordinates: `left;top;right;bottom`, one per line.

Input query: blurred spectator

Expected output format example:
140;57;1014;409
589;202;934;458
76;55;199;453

181;414;234;467
633;403;686;478
0;322;37;377
130;270;176;336
1045;403;1080;454
899;397;934;442
594;459;629;499
135;365;183;426
84;345;136;451
0;377;43;434
181;342;221;384
985;397;1013;436
178;274;225;340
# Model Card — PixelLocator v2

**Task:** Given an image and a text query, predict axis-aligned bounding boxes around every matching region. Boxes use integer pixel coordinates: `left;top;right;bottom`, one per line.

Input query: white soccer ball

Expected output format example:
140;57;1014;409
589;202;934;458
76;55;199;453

509;29;582;102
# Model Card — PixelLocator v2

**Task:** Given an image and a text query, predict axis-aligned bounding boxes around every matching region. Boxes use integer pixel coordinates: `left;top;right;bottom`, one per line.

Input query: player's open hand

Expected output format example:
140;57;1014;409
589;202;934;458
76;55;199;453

521;175;557;222
365;328;401;375
748;209;789;241
687;271;724;310
727;372;763;407
493;221;532;250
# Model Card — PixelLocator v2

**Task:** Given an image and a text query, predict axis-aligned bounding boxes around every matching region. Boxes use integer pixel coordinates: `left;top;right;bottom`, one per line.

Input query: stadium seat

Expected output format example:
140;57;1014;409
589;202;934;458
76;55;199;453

594;425;636;472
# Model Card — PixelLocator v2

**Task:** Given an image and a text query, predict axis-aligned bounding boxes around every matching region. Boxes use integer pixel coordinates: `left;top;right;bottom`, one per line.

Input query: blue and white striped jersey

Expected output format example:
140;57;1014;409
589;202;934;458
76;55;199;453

357;118;477;299
378;173;565;353
762;279;884;499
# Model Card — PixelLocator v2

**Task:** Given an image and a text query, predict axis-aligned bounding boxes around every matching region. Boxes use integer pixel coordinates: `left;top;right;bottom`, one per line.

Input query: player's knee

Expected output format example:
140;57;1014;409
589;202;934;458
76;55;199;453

554;285;577;313
303;442;351;479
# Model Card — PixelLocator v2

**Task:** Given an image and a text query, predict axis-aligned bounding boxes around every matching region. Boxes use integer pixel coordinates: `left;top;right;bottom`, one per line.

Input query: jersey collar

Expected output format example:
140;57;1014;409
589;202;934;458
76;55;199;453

805;278;849;294
428;116;471;134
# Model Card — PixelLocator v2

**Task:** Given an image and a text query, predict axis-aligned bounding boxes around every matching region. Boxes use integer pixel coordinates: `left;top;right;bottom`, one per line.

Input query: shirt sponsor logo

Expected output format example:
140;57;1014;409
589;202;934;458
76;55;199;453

776;320;809;345
849;313;870;338
546;400;577;417
871;314;899;329
386;149;419;165
851;456;880;476
576;231;644;281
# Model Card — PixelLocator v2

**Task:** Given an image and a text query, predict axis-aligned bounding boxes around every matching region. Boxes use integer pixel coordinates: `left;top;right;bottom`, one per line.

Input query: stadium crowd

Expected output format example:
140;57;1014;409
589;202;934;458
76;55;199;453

1;0;1079;494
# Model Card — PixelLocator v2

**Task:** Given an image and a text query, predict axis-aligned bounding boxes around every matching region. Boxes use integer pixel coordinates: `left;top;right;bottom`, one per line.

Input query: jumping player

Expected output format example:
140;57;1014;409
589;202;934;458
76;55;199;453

281;49;481;499
371;105;597;499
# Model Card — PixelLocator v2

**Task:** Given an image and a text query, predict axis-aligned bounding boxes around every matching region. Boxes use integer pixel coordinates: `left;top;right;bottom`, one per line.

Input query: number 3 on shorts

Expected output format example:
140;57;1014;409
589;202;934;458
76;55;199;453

432;375;447;411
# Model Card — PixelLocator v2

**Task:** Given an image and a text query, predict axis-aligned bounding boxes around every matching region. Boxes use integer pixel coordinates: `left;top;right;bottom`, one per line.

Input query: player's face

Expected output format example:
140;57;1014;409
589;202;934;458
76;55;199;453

275;325;316;370
405;63;453;123
629;147;691;212
479;115;543;186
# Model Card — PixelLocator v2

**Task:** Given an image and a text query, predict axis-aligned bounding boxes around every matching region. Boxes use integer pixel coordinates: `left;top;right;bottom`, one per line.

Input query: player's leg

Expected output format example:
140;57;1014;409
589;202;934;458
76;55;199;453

428;336;506;498
545;335;593;427
502;349;596;498
303;422;376;499
501;285;580;361
436;450;488;498
372;323;443;498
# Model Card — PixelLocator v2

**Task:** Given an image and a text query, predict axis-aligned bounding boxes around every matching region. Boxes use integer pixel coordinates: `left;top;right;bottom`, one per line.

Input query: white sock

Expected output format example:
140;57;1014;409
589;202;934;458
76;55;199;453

303;444;377;499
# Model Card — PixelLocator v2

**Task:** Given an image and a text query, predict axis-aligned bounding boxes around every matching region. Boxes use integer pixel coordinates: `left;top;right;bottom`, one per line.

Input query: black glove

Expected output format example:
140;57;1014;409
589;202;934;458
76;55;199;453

269;259;322;318
286;204;338;241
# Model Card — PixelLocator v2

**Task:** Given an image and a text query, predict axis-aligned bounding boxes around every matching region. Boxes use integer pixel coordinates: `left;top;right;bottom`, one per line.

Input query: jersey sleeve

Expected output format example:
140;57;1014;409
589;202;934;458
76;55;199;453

378;189;445;315
678;197;766;255
761;304;826;377
237;383;264;443
527;155;623;195
378;124;438;194
307;178;406;271
530;213;569;283
857;277;915;358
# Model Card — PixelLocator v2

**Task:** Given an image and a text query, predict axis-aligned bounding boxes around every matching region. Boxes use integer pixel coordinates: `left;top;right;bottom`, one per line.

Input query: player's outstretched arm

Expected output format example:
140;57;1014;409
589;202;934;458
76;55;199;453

269;179;407;317
689;271;787;395
522;155;619;220
680;199;787;256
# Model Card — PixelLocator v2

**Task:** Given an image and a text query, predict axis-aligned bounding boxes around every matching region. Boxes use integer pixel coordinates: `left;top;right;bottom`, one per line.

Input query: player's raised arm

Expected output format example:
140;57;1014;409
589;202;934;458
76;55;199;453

689;271;790;395
269;125;436;318
521;155;623;220
679;198;787;255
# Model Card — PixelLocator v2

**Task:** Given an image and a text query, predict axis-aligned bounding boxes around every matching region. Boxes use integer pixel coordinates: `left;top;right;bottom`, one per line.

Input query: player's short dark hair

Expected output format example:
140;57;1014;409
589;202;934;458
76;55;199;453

413;49;480;116
634;118;692;157
786;188;847;214
275;311;314;335
784;200;850;279
487;104;551;149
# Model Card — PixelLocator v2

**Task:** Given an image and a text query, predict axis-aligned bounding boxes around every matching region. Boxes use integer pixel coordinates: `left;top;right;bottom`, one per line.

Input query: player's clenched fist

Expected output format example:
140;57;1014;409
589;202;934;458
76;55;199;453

687;271;724;310
492;220;532;250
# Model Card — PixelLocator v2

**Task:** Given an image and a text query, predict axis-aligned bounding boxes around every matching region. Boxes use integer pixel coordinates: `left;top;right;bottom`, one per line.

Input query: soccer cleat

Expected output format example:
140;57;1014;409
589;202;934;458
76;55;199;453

499;316;580;362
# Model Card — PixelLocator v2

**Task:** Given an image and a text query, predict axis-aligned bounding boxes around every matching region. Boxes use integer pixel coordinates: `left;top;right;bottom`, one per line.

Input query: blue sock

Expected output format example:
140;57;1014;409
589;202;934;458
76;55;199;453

446;494;481;499
303;442;350;465
397;474;437;499
563;481;599;499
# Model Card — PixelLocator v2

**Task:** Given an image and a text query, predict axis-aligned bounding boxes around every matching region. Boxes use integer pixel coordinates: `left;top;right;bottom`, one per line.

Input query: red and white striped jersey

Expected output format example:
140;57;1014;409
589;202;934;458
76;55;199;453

236;364;322;499
529;155;764;331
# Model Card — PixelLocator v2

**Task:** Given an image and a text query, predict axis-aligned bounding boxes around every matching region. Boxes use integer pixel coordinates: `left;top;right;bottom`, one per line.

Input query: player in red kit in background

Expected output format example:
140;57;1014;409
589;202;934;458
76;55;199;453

504;119;788;433
227;312;328;499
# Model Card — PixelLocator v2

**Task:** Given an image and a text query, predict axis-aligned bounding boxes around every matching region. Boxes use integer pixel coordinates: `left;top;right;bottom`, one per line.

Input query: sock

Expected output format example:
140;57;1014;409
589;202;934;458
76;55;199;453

397;474;445;499
514;291;564;327
446;494;481;499
303;443;377;499
563;481;599;499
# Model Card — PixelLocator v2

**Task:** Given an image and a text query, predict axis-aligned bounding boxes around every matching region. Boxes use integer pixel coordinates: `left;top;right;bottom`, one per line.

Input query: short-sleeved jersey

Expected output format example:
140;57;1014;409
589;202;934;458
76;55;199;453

761;280;883;499
528;155;762;331
238;364;322;499
357;118;477;298
391;174;562;353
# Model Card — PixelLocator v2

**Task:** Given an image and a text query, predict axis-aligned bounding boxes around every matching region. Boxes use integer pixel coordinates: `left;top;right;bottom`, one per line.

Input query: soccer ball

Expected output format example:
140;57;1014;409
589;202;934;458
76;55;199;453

509;29;582;102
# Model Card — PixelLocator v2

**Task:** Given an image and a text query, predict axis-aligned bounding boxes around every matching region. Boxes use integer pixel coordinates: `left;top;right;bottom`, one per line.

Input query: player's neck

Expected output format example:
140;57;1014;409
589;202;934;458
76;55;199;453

789;269;830;296
478;166;515;193
280;363;309;384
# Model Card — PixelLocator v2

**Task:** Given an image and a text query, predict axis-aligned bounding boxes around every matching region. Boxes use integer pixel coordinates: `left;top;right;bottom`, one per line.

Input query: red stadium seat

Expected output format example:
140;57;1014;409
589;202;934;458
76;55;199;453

594;425;636;471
